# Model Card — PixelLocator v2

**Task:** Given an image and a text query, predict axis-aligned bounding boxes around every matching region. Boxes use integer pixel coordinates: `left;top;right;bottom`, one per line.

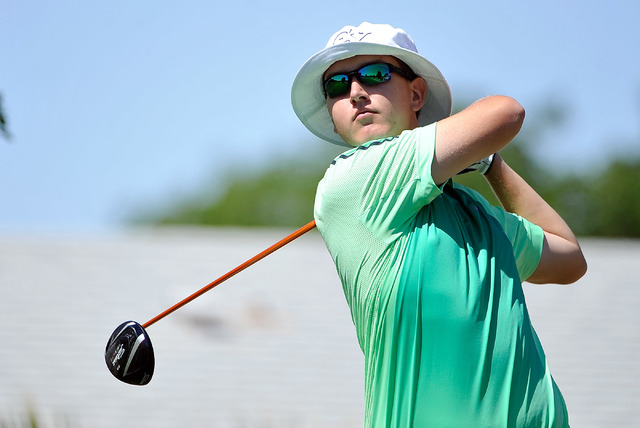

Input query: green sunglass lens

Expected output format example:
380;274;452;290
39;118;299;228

325;76;349;98
359;64;391;85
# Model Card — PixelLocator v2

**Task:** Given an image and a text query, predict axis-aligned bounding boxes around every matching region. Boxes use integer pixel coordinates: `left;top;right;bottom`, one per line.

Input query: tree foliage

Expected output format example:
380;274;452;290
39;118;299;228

456;152;640;238
154;159;326;228
0;93;11;141
145;102;640;238
575;159;640;237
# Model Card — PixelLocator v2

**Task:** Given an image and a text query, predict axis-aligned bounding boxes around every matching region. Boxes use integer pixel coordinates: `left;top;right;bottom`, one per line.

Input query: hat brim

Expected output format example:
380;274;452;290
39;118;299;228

291;42;452;146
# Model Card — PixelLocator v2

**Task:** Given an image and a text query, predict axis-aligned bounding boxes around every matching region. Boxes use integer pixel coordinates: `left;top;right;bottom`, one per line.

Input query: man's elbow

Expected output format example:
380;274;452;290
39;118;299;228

554;253;588;285
487;95;526;145
567;254;588;284
501;97;525;139
528;242;588;285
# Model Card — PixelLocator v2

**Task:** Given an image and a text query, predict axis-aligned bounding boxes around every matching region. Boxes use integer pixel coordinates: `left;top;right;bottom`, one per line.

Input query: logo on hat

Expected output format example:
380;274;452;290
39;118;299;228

332;28;372;45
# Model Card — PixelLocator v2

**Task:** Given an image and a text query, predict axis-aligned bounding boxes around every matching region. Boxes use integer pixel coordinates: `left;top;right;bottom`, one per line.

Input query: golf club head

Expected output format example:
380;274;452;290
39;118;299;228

105;321;154;386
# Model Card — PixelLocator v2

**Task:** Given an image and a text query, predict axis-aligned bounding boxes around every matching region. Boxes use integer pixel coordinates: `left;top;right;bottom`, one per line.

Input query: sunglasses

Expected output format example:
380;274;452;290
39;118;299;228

323;62;417;99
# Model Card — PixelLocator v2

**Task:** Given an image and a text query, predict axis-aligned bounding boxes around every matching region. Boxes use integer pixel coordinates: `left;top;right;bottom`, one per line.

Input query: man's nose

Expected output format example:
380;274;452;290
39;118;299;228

349;80;370;104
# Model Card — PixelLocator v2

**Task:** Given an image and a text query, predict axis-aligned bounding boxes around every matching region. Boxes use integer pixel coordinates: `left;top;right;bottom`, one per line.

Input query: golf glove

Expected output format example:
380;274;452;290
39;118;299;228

457;154;495;175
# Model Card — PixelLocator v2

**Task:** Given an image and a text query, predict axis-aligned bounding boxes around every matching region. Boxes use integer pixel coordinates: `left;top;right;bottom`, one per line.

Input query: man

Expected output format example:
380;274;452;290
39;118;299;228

291;22;587;427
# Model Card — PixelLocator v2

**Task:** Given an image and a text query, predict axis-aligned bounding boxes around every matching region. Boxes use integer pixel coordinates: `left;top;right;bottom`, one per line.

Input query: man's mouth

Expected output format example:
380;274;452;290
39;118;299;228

354;109;375;121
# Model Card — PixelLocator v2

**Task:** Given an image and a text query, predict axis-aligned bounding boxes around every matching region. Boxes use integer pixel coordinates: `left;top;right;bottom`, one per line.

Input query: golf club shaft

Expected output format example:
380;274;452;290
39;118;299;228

142;220;317;329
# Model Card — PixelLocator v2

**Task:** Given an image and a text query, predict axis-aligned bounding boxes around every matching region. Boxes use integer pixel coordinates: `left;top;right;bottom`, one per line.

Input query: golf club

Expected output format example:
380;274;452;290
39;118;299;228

105;220;317;385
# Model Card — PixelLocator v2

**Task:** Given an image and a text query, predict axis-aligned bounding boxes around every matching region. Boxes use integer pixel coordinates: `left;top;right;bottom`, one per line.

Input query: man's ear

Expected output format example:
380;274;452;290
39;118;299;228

410;77;428;113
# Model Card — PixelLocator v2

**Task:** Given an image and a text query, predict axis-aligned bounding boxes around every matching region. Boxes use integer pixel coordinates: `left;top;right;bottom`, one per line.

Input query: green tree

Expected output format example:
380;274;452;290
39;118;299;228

156;162;323;227
0;93;11;141
146;145;342;228
585;158;640;237
142;101;640;238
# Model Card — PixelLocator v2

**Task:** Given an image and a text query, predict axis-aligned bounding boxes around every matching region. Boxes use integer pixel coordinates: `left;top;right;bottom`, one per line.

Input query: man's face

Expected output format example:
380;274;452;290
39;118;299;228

324;55;425;147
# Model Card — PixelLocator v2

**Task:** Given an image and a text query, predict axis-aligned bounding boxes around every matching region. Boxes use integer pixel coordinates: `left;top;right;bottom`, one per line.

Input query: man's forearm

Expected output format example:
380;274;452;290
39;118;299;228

484;154;587;284
484;154;576;242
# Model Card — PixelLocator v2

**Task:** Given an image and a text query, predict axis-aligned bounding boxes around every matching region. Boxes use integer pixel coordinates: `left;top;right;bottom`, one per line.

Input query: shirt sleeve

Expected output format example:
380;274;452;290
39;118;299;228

460;184;545;280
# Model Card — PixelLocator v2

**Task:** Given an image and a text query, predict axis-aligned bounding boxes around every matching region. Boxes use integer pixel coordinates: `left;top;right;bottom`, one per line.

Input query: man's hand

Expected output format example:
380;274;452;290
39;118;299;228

457;154;495;175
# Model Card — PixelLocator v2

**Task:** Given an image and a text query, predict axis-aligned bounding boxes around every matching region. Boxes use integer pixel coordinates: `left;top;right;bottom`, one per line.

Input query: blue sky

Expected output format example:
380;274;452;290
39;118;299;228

2;0;638;234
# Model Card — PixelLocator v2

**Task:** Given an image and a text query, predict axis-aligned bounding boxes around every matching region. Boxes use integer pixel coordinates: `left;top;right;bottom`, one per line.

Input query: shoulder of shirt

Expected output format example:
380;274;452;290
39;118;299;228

329;127;426;166
329;137;391;165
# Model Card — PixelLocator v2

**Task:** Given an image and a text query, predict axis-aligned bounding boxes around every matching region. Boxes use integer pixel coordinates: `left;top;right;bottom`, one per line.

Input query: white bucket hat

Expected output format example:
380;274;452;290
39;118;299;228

291;22;452;146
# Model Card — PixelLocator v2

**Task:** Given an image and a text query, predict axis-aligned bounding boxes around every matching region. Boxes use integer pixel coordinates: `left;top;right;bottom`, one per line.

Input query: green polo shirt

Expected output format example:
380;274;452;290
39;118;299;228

314;123;568;427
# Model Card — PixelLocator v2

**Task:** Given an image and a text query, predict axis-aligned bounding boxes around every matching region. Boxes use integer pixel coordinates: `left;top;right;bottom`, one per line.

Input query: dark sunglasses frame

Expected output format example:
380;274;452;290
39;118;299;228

323;62;418;99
